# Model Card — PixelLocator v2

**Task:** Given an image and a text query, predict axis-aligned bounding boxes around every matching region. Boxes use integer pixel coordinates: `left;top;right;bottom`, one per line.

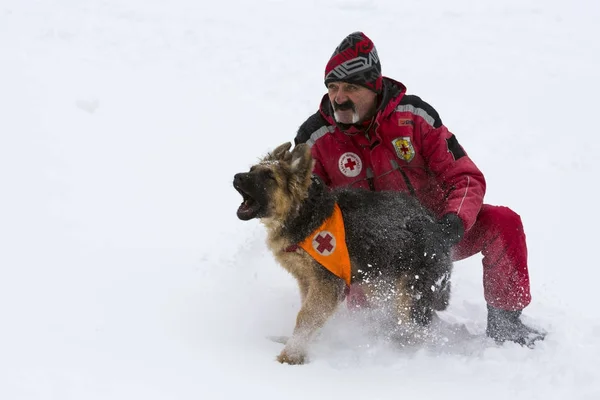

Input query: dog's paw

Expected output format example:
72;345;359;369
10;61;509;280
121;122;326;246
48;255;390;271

276;349;306;365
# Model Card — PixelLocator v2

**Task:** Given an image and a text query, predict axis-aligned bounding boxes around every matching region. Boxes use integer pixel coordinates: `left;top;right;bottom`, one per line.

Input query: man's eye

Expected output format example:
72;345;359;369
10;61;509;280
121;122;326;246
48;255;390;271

347;85;358;91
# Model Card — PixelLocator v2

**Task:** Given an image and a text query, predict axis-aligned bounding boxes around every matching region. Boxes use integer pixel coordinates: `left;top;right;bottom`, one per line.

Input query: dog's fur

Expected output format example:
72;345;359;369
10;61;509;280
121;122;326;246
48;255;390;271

233;142;453;364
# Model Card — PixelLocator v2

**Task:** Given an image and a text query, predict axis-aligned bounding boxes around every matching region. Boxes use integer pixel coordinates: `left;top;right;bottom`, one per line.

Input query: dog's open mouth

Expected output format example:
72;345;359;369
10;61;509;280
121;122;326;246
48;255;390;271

234;185;262;220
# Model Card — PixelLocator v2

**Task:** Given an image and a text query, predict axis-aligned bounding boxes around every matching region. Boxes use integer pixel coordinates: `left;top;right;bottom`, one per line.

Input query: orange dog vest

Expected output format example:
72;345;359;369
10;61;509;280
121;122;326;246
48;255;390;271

296;203;352;286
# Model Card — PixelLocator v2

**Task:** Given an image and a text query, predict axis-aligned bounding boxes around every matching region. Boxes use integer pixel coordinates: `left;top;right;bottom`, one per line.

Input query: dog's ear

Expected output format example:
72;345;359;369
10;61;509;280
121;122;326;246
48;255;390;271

268;142;292;161
282;149;293;163
290;143;314;179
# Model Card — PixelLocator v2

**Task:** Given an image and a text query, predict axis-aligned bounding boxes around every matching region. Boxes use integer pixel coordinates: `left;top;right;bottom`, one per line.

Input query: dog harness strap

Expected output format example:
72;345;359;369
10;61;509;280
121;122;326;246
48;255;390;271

284;244;299;252
297;203;352;286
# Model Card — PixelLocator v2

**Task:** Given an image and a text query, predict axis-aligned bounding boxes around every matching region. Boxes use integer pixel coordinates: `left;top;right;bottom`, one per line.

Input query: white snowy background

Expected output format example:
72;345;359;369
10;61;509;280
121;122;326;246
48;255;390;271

1;0;599;399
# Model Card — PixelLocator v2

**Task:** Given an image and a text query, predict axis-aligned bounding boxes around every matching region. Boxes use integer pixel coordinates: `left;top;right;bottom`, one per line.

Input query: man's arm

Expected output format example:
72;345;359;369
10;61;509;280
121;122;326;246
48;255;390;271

295;111;328;146
411;98;486;232
295;111;332;185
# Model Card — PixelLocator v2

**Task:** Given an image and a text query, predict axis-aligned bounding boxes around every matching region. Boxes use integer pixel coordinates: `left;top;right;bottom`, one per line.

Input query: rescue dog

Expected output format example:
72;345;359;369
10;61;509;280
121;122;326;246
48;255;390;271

233;142;453;364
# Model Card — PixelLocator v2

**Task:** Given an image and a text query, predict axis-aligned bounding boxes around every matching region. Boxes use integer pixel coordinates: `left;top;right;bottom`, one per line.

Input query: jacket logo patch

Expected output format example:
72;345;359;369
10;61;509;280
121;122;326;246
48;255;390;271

398;118;414;126
338;152;362;177
392;137;415;163
312;231;336;255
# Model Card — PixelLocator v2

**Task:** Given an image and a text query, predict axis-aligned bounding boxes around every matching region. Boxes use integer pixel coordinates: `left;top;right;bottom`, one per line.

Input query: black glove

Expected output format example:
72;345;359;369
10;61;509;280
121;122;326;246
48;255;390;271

406;213;464;251
438;213;464;247
486;304;546;346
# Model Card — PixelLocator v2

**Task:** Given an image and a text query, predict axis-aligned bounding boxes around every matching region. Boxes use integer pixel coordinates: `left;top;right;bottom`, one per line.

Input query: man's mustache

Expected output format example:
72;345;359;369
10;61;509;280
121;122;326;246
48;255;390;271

333;100;355;111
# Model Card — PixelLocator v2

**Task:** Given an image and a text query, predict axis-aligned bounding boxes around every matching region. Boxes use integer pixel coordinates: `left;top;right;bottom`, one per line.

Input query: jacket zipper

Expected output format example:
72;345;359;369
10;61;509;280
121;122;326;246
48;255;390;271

368;124;416;196
365;167;375;191
390;159;416;196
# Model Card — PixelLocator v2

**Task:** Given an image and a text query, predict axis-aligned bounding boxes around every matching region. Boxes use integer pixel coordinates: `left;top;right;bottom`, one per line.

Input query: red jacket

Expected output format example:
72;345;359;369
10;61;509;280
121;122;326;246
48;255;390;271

295;78;486;232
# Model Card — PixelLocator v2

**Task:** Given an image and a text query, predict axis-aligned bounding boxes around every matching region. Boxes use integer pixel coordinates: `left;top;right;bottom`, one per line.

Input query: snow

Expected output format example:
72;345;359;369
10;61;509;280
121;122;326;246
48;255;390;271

1;0;599;399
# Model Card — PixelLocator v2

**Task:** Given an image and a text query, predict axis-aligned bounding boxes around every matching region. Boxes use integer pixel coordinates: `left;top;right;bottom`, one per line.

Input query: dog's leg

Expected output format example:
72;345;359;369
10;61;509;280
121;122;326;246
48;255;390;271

296;276;310;304
277;277;343;365
395;275;413;326
411;258;453;325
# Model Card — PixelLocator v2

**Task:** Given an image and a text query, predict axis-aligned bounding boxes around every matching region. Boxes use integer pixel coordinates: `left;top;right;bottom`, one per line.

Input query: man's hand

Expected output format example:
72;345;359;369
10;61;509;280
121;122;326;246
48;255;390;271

406;213;464;253
438;213;464;247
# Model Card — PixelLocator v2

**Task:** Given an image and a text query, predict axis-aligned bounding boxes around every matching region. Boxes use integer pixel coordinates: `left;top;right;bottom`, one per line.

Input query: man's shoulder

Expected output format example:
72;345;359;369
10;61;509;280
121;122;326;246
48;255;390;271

295;111;332;146
396;94;443;129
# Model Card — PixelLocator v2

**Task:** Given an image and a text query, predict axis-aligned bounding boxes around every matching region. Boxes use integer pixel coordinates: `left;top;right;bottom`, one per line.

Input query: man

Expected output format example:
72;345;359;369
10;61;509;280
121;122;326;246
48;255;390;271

294;31;544;346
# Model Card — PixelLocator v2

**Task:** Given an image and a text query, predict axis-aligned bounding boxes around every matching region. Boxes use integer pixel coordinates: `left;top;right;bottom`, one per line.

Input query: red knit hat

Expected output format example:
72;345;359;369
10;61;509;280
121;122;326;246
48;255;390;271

324;32;383;93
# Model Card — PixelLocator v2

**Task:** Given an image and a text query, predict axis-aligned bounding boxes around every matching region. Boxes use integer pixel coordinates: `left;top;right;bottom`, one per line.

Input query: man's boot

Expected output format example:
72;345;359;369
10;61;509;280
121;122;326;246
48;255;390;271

486;304;546;347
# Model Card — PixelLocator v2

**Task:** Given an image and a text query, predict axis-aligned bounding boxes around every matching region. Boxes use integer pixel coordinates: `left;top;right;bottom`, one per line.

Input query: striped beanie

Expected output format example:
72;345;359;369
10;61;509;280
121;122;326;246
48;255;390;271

324;32;383;93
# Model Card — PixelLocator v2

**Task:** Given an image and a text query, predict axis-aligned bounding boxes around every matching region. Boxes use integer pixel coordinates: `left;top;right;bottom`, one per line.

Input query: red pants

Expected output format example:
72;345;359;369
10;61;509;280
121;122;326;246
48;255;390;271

347;204;532;311
453;204;531;311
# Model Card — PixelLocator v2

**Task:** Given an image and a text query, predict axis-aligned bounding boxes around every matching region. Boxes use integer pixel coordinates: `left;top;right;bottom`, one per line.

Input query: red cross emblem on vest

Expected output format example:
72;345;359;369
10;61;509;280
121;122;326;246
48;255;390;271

312;231;336;255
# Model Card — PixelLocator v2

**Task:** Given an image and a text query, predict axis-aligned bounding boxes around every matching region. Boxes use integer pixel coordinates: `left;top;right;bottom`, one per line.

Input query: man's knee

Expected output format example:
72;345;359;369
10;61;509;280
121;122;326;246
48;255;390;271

479;205;524;234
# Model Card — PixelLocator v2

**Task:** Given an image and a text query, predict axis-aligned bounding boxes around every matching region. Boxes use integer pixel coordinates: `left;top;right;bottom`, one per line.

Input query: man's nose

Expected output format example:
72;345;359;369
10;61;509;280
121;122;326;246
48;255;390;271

334;91;349;104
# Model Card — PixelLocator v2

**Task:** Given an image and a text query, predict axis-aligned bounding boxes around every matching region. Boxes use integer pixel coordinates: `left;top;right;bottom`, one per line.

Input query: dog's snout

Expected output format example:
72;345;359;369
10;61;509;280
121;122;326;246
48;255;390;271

233;173;247;187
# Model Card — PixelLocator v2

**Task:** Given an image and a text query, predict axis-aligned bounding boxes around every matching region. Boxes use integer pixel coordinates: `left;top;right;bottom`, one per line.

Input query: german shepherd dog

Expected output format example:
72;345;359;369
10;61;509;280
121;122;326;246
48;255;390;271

233;142;453;364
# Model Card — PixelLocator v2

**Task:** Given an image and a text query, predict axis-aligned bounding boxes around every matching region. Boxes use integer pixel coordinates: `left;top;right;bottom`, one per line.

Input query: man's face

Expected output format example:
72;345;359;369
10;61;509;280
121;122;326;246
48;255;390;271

327;82;378;125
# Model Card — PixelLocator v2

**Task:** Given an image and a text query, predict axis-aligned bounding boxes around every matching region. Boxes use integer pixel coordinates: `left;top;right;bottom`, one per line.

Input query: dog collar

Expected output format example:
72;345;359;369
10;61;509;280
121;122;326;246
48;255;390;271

284;244;299;252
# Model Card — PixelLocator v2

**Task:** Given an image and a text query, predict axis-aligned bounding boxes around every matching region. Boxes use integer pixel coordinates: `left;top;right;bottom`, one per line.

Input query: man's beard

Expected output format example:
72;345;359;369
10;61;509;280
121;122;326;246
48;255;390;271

333;100;360;124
